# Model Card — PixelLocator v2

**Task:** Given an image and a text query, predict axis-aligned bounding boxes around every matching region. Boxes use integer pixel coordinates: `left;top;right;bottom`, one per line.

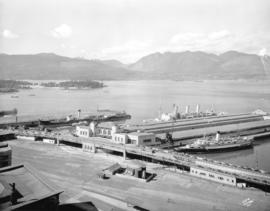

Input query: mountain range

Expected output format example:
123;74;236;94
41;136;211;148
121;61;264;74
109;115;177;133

0;51;269;80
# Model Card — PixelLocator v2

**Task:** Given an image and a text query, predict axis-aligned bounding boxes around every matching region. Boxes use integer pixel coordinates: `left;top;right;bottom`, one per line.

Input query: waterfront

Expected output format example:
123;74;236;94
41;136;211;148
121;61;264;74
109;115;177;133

8;139;270;211
1;80;270;171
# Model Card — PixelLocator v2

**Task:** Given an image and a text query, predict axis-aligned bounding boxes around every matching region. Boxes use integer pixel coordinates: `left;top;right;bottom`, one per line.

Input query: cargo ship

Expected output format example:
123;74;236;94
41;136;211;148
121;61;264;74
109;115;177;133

39;110;131;127
174;132;253;153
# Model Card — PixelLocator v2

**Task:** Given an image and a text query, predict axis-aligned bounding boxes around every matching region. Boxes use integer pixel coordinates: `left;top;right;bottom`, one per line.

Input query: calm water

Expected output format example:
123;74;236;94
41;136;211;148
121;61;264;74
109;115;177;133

1;80;270;171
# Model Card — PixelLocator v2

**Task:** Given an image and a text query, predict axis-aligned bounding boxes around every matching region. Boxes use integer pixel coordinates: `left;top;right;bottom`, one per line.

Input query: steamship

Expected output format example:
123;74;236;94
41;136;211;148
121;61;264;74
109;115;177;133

175;132;253;153
143;104;225;123
39;109;131;127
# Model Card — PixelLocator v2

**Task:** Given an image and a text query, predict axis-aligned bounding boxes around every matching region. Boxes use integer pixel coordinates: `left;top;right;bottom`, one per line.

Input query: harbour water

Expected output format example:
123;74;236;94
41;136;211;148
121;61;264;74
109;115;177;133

1;80;270;171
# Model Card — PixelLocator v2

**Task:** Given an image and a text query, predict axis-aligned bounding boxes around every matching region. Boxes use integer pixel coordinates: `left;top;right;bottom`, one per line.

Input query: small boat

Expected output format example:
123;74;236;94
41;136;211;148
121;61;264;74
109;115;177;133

175;132;253;153
11;95;19;98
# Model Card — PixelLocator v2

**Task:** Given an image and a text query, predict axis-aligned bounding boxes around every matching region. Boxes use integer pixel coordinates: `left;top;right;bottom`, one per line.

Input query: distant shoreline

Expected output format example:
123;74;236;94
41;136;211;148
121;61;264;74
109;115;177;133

0;79;105;93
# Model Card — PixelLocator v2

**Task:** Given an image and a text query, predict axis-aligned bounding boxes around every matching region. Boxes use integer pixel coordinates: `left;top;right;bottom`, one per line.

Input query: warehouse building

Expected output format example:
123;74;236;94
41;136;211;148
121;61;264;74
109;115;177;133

112;132;157;146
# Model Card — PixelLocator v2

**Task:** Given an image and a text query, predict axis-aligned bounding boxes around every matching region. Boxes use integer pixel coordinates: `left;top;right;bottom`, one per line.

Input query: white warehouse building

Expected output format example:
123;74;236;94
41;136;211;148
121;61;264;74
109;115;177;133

76;122;158;146
112;132;157;146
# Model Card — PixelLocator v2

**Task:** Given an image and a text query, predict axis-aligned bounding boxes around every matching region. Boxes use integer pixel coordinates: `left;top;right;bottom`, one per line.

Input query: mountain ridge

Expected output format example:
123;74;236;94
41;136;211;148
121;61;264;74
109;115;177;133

0;51;269;80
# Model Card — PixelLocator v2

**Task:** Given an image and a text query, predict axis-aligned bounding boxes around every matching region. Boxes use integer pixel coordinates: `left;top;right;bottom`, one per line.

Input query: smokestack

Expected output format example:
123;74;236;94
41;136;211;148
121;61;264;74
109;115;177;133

77;109;81;119
196;104;200;114
185;105;190;114
215;131;220;141
173;104;178;116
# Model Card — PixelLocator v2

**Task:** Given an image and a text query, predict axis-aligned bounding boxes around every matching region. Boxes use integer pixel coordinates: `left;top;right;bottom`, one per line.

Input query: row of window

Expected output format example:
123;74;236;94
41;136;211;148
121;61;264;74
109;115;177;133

98;129;111;135
113;136;137;144
191;169;235;183
84;144;93;151
143;139;152;143
114;136;124;143
79;130;88;136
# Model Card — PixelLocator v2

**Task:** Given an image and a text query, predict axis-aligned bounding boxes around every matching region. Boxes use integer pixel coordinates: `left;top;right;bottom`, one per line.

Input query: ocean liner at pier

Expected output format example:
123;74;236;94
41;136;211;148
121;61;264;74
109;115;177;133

175;132;253;153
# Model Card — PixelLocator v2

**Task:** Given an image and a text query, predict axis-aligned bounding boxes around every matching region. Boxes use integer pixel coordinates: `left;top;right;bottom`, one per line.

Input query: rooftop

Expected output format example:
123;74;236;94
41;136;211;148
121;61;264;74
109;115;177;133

77;125;90;130
128;132;154;136
0;164;62;210
97;122;116;129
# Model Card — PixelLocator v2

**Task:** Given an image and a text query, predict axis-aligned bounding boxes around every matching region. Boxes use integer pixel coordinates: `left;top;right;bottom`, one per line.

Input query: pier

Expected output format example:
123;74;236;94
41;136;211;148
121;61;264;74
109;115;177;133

2;111;270;193
13;128;270;192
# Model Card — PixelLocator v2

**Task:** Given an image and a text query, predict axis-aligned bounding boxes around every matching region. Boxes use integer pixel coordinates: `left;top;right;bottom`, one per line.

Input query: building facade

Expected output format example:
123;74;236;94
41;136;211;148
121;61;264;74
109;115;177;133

76;125;92;138
112;132;156;146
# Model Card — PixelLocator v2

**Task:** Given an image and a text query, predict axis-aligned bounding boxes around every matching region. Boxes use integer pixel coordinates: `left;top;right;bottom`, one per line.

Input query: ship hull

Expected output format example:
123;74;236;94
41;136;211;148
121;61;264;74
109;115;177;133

175;142;253;153
39;114;131;127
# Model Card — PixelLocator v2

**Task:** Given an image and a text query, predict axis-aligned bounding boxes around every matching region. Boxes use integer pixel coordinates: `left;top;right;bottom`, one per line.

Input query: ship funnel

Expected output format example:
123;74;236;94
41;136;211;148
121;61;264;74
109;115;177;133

196;104;200;114
173;104;178;116
185;105;190;114
216;131;221;141
77;109;81;119
90;122;96;136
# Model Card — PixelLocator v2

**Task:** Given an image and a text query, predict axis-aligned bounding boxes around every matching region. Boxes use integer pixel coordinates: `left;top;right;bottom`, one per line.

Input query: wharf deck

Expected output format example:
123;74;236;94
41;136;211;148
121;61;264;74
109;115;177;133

125;113;263;133
9;139;270;211
69;135;270;187
15;130;270;188
156;119;270;140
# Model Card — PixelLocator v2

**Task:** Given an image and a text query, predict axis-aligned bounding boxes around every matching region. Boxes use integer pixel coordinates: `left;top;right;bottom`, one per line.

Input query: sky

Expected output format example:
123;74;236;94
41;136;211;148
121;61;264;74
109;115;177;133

0;0;270;63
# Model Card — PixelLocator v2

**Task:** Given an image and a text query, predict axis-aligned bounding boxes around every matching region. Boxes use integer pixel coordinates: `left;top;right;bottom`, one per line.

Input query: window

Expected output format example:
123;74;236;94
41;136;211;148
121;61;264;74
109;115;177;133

199;172;206;176
218;177;224;180
209;174;215;178
143;139;152;143
131;139;136;144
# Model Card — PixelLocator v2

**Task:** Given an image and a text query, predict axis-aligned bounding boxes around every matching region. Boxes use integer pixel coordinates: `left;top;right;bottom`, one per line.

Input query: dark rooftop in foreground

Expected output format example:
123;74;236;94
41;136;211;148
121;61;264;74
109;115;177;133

0;164;62;211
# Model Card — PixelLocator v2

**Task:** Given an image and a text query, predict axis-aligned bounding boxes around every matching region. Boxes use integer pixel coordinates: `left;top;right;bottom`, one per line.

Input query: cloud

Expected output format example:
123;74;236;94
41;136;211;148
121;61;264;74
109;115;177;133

170;33;204;44
102;40;153;55
208;30;231;40
169;30;235;53
100;40;154;62
259;48;267;56
51;24;72;38
2;29;19;39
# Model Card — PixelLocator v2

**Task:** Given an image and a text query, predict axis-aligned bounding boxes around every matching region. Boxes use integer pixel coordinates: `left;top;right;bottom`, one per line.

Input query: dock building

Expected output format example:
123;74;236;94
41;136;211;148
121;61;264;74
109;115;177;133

112;132;156;146
76;122;158;147
76;122;119;138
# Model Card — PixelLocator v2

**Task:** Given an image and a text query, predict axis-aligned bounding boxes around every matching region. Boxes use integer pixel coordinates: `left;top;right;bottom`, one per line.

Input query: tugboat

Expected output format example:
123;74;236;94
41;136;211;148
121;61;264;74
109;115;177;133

175;131;253;153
